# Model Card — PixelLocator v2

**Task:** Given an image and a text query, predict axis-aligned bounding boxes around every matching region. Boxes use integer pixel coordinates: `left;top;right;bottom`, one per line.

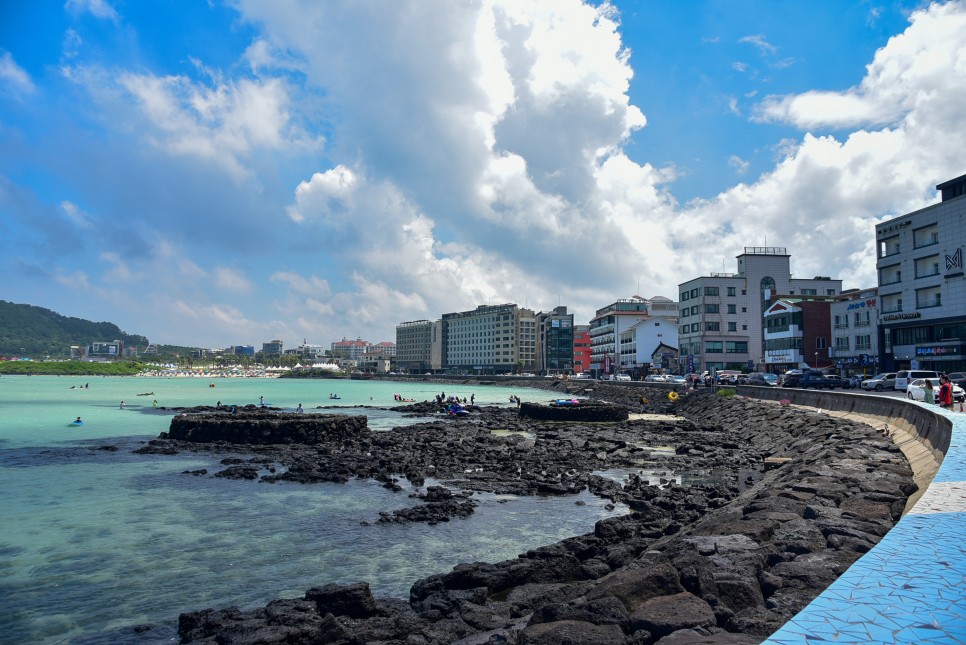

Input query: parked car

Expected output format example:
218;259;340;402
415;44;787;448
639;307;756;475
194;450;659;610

744;372;777;387
783;369;834;389
572;372;590;379
644;375;667;382
946;372;966;390
614;373;631;381
907;378;966;403
823;375;852;389
861;372;898;392
666;375;687;384
894;370;939;391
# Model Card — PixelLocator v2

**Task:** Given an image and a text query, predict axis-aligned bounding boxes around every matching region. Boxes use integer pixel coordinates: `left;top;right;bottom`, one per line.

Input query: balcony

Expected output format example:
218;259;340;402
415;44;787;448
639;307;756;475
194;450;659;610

880;275;902;286
917;298;942;309
881;305;903;314
915;268;940;279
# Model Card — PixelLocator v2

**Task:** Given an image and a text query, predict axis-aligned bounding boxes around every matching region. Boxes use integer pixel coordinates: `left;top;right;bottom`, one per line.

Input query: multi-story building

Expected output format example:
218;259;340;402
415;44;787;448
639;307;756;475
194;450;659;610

296;342;328;360
395;320;435;372
535;306;574;374
441;303;536;374
262;339;284;355
89;340;123;357
763;296;835;373
589;296;678;376
829;288;879;377
573;325;591;373
233;345;255;356
876;172;966;372
370;341;396;358
678;248;842;374
331;337;371;360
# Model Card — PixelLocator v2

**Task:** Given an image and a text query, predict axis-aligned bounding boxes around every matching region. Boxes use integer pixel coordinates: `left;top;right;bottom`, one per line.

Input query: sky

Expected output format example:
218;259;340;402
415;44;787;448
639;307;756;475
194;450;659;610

1;0;964;350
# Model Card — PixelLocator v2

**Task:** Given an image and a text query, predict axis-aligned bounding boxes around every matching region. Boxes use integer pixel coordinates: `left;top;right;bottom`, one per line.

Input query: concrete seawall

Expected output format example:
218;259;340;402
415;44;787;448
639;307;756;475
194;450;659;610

730;386;964;644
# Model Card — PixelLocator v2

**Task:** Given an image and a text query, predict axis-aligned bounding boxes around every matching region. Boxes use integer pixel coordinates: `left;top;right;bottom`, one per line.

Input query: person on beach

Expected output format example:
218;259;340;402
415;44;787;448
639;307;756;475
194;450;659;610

153;399;158;408
924;379;935;404
259;396;265;406
75;417;82;424
296;403;304;413
120;401;125;409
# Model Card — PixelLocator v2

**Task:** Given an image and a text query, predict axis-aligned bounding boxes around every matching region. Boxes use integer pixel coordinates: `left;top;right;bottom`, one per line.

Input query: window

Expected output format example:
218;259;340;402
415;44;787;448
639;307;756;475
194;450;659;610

680;307;689;318
835;337;850;350
913;224;939;249
690;288;699;298
705;304;719;314
916;286;942;309
741;290;747;295
878;235;900;258
725;341;748;353
826;289;836;296
681;291;689;302
834;314;849;329
705;286;719;296
915;255;940;279
816;337;827;349
728;322;737;332
855;335;872;350
854;311;870;327
879;264;901;285
705;341;723;353
742;325;747;330
727;304;736;314
741;307;747;313
690;323;700;333
690;306;699;315
706;322;720;331
727;287;736;297
801;288;817;295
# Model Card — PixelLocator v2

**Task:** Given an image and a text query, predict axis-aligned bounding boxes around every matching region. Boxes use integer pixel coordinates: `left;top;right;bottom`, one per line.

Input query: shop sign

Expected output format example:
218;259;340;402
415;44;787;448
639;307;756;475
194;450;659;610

882;312;921;321
877;221;910;235
916;345;963;356
847;299;877;310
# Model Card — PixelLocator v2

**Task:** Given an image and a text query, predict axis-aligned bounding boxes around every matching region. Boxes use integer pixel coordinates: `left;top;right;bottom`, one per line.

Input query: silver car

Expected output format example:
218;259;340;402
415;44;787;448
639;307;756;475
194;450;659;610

861;372;897;392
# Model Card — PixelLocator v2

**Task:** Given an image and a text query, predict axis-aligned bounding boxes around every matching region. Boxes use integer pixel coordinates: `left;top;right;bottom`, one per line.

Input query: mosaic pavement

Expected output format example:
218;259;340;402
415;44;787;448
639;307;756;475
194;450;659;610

763;405;966;644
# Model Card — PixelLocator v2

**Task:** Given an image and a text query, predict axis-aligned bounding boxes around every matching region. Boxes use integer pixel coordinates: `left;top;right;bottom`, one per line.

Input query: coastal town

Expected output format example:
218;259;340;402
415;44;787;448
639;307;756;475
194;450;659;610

38;172;966;384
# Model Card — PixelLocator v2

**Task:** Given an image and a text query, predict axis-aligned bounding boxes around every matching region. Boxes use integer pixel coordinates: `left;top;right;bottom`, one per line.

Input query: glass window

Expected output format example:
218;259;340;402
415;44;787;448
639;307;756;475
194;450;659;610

728;322;737;331
727;287;736;297
826;289;836;296
705;286;719;296
705;304;719;313
816;337;827;349
727;304;736;314
725;341;747;353
690;288;699;298
801;288;817;295
706;322;720;331
705;341;723;353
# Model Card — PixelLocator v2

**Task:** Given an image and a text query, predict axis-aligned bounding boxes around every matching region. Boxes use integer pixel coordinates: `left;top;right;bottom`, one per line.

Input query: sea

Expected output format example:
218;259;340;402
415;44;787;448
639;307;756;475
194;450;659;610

0;375;627;644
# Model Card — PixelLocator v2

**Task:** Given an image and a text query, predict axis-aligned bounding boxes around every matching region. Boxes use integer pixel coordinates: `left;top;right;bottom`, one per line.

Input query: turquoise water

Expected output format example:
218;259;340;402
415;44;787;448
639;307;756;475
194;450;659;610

0;376;622;643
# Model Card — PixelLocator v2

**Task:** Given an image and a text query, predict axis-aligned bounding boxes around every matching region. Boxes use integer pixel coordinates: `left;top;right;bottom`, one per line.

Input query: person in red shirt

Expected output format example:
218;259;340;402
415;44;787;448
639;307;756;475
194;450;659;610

937;375;953;409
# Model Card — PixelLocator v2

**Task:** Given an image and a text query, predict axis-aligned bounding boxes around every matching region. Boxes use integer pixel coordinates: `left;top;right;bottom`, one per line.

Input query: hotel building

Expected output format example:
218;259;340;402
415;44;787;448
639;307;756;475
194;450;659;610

876;172;966;372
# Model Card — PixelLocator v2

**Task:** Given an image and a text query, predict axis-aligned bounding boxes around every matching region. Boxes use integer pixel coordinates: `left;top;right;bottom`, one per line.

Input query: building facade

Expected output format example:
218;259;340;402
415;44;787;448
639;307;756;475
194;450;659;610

331;338;371;360
395;320;434;372
441;303;536;374
262;339;284;355
573;325;591;373
763;297;835;373
876;173;966;373
678;248;842;374
589;296;678;376
89;340;123;358
535;306;574;374
624;317;678;376
829;289;879;377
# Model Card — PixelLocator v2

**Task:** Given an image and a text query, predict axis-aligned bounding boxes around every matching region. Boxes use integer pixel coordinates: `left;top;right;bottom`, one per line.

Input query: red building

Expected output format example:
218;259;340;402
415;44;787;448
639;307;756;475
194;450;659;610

573;325;591;373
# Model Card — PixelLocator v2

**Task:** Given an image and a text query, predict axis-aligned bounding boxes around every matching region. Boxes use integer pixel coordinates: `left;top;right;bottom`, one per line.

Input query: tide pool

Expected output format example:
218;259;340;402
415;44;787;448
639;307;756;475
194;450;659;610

0;376;622;643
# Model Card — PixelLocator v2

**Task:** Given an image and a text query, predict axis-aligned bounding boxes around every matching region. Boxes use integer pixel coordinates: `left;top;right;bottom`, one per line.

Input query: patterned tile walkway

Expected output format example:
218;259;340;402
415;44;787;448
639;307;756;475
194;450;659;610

764;406;966;644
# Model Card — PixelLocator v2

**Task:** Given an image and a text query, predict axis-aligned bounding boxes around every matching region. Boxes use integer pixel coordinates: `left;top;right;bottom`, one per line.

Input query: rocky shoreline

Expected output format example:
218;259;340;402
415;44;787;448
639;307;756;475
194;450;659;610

135;384;915;644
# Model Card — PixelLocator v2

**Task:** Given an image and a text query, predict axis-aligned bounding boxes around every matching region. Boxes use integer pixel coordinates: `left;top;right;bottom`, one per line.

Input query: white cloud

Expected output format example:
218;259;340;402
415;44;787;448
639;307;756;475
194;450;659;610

0;52;36;96
214;267;253;293
61;200;94;228
739;34;777;56
728;155;750;174
755;1;966;129
64;0;119;22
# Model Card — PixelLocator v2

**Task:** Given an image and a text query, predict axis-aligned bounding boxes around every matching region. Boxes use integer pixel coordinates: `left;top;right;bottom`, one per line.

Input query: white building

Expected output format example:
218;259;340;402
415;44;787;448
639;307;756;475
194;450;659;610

876;172;966;373
624;318;678;375
678;248;842;374
829;289;879;376
589;296;678;376
441;303;536;374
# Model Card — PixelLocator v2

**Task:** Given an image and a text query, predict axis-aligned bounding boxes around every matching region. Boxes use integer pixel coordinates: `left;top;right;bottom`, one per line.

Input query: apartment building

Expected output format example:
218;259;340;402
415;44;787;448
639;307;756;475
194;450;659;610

678;248;842;374
763;296;835;373
876;172;966;372
331;337;371;360
441;303;536;373
573;325;591;373
589;295;678;375
829;288;879;376
262;339;284;355
395;320;433;372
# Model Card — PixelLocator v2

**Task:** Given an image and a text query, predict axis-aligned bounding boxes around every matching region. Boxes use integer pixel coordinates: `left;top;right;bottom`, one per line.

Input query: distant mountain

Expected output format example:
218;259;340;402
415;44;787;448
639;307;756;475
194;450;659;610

0;300;150;358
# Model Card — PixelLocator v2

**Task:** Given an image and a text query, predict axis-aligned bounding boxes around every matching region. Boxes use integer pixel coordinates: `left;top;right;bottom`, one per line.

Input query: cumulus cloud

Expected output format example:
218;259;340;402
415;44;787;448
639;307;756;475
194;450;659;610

755;1;966;129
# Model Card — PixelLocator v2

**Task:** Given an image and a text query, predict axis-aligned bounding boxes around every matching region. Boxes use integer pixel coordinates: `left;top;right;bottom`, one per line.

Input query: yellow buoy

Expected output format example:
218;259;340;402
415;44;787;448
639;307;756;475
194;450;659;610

668;391;679;401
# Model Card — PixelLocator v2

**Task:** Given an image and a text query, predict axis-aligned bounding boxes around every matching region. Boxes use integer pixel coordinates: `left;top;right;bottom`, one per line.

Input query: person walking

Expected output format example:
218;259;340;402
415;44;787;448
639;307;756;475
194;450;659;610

937;375;953;409
924;378;935;404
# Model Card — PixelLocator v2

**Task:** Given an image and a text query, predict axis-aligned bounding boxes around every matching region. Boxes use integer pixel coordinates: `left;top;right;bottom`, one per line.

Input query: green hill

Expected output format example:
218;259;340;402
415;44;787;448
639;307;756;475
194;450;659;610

0;300;150;358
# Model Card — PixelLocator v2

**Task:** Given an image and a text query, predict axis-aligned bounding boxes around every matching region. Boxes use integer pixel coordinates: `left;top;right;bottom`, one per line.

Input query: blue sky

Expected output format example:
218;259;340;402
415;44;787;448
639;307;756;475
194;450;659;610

1;0;963;350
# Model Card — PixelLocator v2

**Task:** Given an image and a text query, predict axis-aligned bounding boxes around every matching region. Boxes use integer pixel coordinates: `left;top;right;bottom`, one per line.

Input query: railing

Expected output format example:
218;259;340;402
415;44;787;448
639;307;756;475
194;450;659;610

915;268;940;278
880;275;902;285
917;298;942;309
881;305;903;314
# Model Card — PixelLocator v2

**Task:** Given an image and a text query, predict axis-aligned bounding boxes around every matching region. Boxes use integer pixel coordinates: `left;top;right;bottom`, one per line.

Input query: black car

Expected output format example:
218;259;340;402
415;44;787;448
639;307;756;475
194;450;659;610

782;369;834;389
823;375;852;389
745;372;777;387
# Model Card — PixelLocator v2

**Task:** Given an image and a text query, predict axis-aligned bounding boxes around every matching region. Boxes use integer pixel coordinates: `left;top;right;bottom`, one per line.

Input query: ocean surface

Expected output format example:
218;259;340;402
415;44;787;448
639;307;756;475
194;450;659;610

0;376;627;644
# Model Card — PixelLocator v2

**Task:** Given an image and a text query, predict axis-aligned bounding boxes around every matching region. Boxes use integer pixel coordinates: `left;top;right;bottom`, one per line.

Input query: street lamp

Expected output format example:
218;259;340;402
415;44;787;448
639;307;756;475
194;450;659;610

815;351;818;368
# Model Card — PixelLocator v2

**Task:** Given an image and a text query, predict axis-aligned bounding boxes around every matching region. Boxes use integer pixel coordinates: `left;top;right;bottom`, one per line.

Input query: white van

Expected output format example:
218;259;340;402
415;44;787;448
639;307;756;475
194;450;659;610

894;370;939;391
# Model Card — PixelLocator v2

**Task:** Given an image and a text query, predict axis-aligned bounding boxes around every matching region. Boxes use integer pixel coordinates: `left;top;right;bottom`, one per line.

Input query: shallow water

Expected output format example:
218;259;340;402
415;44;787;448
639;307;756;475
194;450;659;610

0;376;625;643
